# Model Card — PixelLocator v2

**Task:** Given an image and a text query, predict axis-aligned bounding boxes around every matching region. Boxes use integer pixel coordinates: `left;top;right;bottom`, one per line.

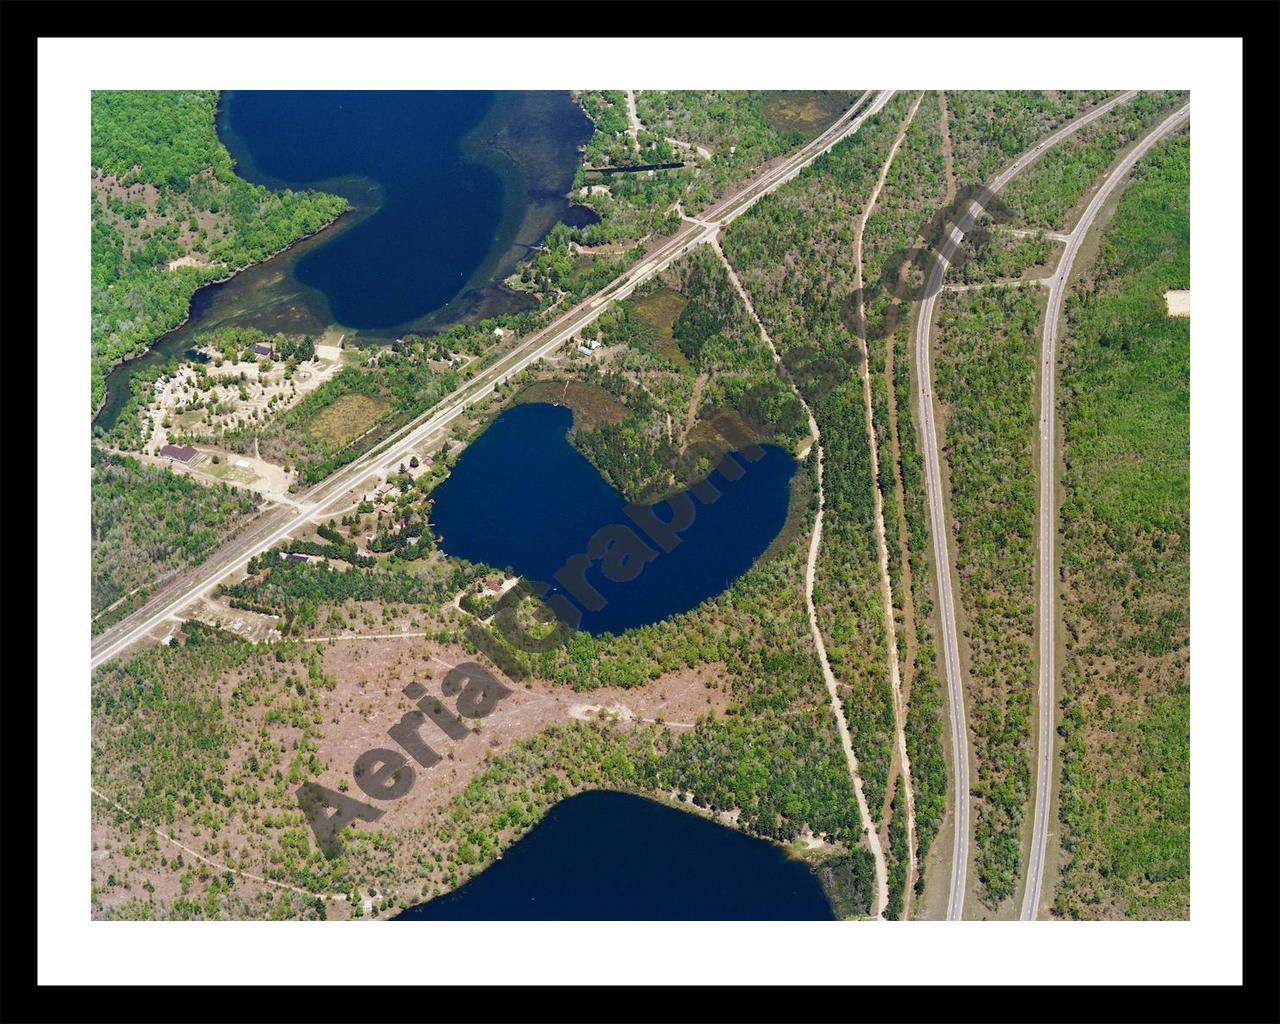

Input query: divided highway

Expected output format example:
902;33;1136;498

1019;101;1190;921
912;90;1139;920
92;90;892;671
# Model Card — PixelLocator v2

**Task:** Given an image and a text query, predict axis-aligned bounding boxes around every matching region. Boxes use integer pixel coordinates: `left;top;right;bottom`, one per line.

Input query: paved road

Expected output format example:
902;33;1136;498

912;90;1138;921
91;90;891;671
1019;101;1190;921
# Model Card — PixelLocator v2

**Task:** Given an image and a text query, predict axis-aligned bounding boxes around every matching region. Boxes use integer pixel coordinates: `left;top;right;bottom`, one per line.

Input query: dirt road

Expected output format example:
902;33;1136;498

625;89;642;151
712;236;889;919
849;90;924;917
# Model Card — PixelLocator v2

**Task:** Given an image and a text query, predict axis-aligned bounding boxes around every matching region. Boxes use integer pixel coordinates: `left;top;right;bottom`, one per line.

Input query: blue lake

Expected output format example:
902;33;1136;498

96;91;592;431
222;90;511;329
429;403;796;636
395;790;834;920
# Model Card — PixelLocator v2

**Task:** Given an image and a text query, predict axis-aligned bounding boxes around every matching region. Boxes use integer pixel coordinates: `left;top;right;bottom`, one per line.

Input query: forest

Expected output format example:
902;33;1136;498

945;90;1113;186
891;319;949;900
94;516;884;919
1054;133;1190;920
998;91;1189;232
721;92;919;852
564;90;859;253
856;94;953;897
932;284;1041;908
634;91;860;216
223;551;486;636
531;244;806;505
91;449;261;630
90;91;348;412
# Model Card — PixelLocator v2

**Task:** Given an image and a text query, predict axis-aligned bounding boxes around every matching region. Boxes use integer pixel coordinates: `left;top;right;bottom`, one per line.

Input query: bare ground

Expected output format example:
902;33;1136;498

90;629;730;920
852;91;925;916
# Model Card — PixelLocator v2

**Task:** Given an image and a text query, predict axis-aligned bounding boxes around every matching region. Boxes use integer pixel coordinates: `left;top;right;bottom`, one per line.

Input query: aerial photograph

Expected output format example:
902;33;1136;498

87;85;1191;924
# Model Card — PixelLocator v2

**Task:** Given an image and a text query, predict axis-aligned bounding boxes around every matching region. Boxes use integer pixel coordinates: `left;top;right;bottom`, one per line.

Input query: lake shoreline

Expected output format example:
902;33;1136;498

92;208;350;424
430;402;796;637
395;788;837;921
95;91;593;432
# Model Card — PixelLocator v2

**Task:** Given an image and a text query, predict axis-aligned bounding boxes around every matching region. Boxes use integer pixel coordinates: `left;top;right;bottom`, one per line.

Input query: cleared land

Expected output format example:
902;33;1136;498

304;394;393;447
88;92;1192;926
1164;289;1190;317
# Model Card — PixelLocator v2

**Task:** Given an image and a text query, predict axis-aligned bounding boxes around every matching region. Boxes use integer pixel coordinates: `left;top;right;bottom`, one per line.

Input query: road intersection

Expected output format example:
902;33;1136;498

90;90;1185;926
91;90;892;671
912;89;1140;920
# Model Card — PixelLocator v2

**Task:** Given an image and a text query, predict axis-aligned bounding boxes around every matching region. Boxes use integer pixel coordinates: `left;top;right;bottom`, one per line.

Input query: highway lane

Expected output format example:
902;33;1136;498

912;90;1139;921
1019;102;1190;921
92;90;893;671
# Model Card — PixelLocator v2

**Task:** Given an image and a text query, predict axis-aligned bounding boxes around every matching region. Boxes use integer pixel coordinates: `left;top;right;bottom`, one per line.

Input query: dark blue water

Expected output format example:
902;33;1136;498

95;92;593;431
223;91;503;329
395;790;833;920
430;403;795;636
561;204;602;228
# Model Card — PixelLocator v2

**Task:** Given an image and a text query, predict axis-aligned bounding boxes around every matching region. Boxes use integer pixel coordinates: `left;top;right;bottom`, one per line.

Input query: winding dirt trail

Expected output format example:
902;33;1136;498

711;237;889;919
939;91;957;203
850;91;924;918
683;371;708;441
92;787;345;903
625;90;642;153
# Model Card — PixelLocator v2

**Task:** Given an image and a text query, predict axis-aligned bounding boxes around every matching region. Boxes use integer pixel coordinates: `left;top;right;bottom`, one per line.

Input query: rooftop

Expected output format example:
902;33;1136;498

158;444;197;462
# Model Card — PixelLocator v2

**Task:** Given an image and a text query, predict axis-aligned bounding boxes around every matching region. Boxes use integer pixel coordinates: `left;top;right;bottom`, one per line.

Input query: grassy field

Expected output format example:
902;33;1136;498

513;379;629;431
1054;132;1189;920
630;286;690;368
303;393;391;447
761;91;860;136
201;458;257;486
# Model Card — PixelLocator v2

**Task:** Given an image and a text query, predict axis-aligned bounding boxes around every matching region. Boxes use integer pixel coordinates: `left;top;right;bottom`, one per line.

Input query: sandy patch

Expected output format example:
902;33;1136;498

1164;289;1190;317
142;346;346;474
165;254;217;271
192;448;294;499
666;137;712;160
304;636;729;836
